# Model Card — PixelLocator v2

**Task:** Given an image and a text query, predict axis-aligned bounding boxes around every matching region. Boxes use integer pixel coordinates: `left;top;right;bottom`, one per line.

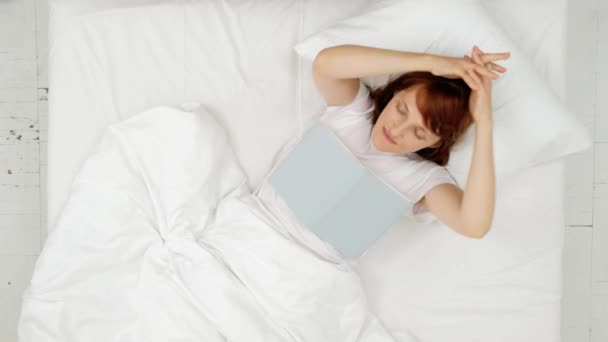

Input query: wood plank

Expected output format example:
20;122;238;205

596;143;608;184
0;255;38;342
565;4;597;128
38;97;47;129
0;143;39;187
39;141;46;166
0;213;38;230
591;295;608;342
35;1;48;89
0;101;37;118
0;117;39;132
565;0;598;229
0;0;36;60
0;56;36;89
0;185;39;214
597;13;608;143
0;88;37;103
38;129;46;143
40;164;46;244
593;282;608;296
562;226;593;342
0;130;40;145
566;147;595;226
0;226;40;255
592;183;608;282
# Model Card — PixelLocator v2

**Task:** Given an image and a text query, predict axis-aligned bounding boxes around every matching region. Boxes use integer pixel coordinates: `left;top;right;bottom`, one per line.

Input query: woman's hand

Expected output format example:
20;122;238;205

464;45;510;125
429;46;510;92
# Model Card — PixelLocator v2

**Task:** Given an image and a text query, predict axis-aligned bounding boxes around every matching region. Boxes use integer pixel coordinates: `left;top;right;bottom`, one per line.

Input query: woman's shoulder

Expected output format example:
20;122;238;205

324;81;373;114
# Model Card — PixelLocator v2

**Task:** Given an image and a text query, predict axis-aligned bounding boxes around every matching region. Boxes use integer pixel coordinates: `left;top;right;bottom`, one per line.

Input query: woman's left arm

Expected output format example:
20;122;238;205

418;121;495;239
458;120;495;237
418;46;505;239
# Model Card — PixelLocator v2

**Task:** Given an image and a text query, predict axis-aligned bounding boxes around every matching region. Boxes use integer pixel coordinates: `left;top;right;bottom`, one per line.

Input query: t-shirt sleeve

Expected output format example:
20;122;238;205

317;80;375;155
320;80;373;122
403;163;459;224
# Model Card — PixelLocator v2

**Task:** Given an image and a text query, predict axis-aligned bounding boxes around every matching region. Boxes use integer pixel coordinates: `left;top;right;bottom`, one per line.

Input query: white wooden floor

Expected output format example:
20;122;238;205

563;0;608;341
1;0;48;340
0;0;606;341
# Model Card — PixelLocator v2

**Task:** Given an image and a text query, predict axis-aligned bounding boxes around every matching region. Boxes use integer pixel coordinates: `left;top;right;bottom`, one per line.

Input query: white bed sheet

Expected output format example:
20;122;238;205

22;105;403;341
46;0;317;232
45;0;568;341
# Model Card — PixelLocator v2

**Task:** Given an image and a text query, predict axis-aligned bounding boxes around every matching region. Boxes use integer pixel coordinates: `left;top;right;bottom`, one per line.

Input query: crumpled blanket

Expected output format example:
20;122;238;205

18;105;408;342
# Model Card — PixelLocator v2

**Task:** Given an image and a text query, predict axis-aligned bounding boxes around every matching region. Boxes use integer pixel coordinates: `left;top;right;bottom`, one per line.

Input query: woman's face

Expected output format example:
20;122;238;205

371;86;442;154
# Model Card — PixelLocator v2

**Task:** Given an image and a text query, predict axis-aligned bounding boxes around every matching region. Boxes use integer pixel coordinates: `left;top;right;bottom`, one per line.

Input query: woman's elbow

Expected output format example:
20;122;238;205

469;226;490;239
467;221;493;239
455;219;491;239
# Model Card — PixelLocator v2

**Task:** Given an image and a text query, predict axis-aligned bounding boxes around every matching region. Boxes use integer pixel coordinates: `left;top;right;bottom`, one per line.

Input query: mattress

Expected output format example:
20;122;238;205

45;0;568;341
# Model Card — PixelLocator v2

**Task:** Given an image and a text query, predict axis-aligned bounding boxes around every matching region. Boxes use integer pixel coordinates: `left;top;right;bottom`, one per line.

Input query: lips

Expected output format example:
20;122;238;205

382;127;397;145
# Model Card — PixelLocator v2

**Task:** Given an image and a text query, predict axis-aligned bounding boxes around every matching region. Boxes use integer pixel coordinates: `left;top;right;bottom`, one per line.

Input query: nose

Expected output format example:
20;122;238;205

389;120;409;139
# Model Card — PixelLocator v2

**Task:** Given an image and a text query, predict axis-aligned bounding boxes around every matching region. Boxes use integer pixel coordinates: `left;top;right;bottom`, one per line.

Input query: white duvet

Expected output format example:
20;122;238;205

18;105;408;341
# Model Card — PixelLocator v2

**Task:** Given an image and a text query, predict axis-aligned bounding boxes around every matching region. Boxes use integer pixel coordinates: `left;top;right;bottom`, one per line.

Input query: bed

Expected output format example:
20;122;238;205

28;0;569;341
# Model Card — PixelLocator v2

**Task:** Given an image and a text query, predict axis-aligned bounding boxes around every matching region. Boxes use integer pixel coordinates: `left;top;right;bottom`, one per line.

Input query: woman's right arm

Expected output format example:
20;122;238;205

312;45;435;106
312;44;503;99
313;44;506;105
313;44;435;79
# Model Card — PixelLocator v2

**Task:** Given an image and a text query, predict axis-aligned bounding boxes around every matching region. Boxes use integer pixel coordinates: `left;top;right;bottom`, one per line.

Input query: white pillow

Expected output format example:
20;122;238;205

293;0;591;186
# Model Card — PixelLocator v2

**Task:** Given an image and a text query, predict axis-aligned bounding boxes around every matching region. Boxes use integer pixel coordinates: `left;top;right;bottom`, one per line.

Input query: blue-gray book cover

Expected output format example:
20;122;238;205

267;123;412;258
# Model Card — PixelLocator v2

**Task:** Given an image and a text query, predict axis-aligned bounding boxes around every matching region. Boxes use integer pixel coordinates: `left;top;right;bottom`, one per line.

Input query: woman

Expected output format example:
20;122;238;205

312;44;510;239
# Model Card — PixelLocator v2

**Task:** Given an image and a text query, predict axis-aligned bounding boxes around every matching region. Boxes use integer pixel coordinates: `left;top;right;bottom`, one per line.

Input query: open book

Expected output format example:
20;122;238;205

266;122;412;258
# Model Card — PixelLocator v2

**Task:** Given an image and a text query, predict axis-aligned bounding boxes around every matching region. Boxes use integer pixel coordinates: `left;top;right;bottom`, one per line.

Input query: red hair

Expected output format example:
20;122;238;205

366;71;473;166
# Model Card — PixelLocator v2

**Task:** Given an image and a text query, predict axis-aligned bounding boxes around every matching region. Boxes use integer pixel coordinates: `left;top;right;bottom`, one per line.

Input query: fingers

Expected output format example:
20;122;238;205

475;65;499;79
481;52;511;63
489;62;507;73
463;47;508;90
465;54;499;79
471;47;483;65
460;57;480;90
461;72;479;90
467;68;483;88
474;45;510;63
473;45;511;73
475;65;498;80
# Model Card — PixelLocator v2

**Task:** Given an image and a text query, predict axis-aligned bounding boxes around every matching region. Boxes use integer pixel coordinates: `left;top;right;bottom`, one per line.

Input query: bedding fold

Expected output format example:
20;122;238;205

19;105;409;342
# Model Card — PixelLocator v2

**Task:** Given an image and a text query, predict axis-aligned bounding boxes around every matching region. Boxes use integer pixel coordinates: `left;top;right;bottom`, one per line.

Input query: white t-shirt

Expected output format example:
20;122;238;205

319;80;459;223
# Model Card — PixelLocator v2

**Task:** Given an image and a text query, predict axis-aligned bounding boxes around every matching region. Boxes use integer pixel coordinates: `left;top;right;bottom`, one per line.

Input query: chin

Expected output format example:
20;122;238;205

372;134;393;153
372;133;385;149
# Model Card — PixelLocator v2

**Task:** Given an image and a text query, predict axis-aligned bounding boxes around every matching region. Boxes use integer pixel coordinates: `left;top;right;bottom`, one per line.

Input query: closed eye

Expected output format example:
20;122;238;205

399;103;424;140
398;105;408;118
402;101;431;140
